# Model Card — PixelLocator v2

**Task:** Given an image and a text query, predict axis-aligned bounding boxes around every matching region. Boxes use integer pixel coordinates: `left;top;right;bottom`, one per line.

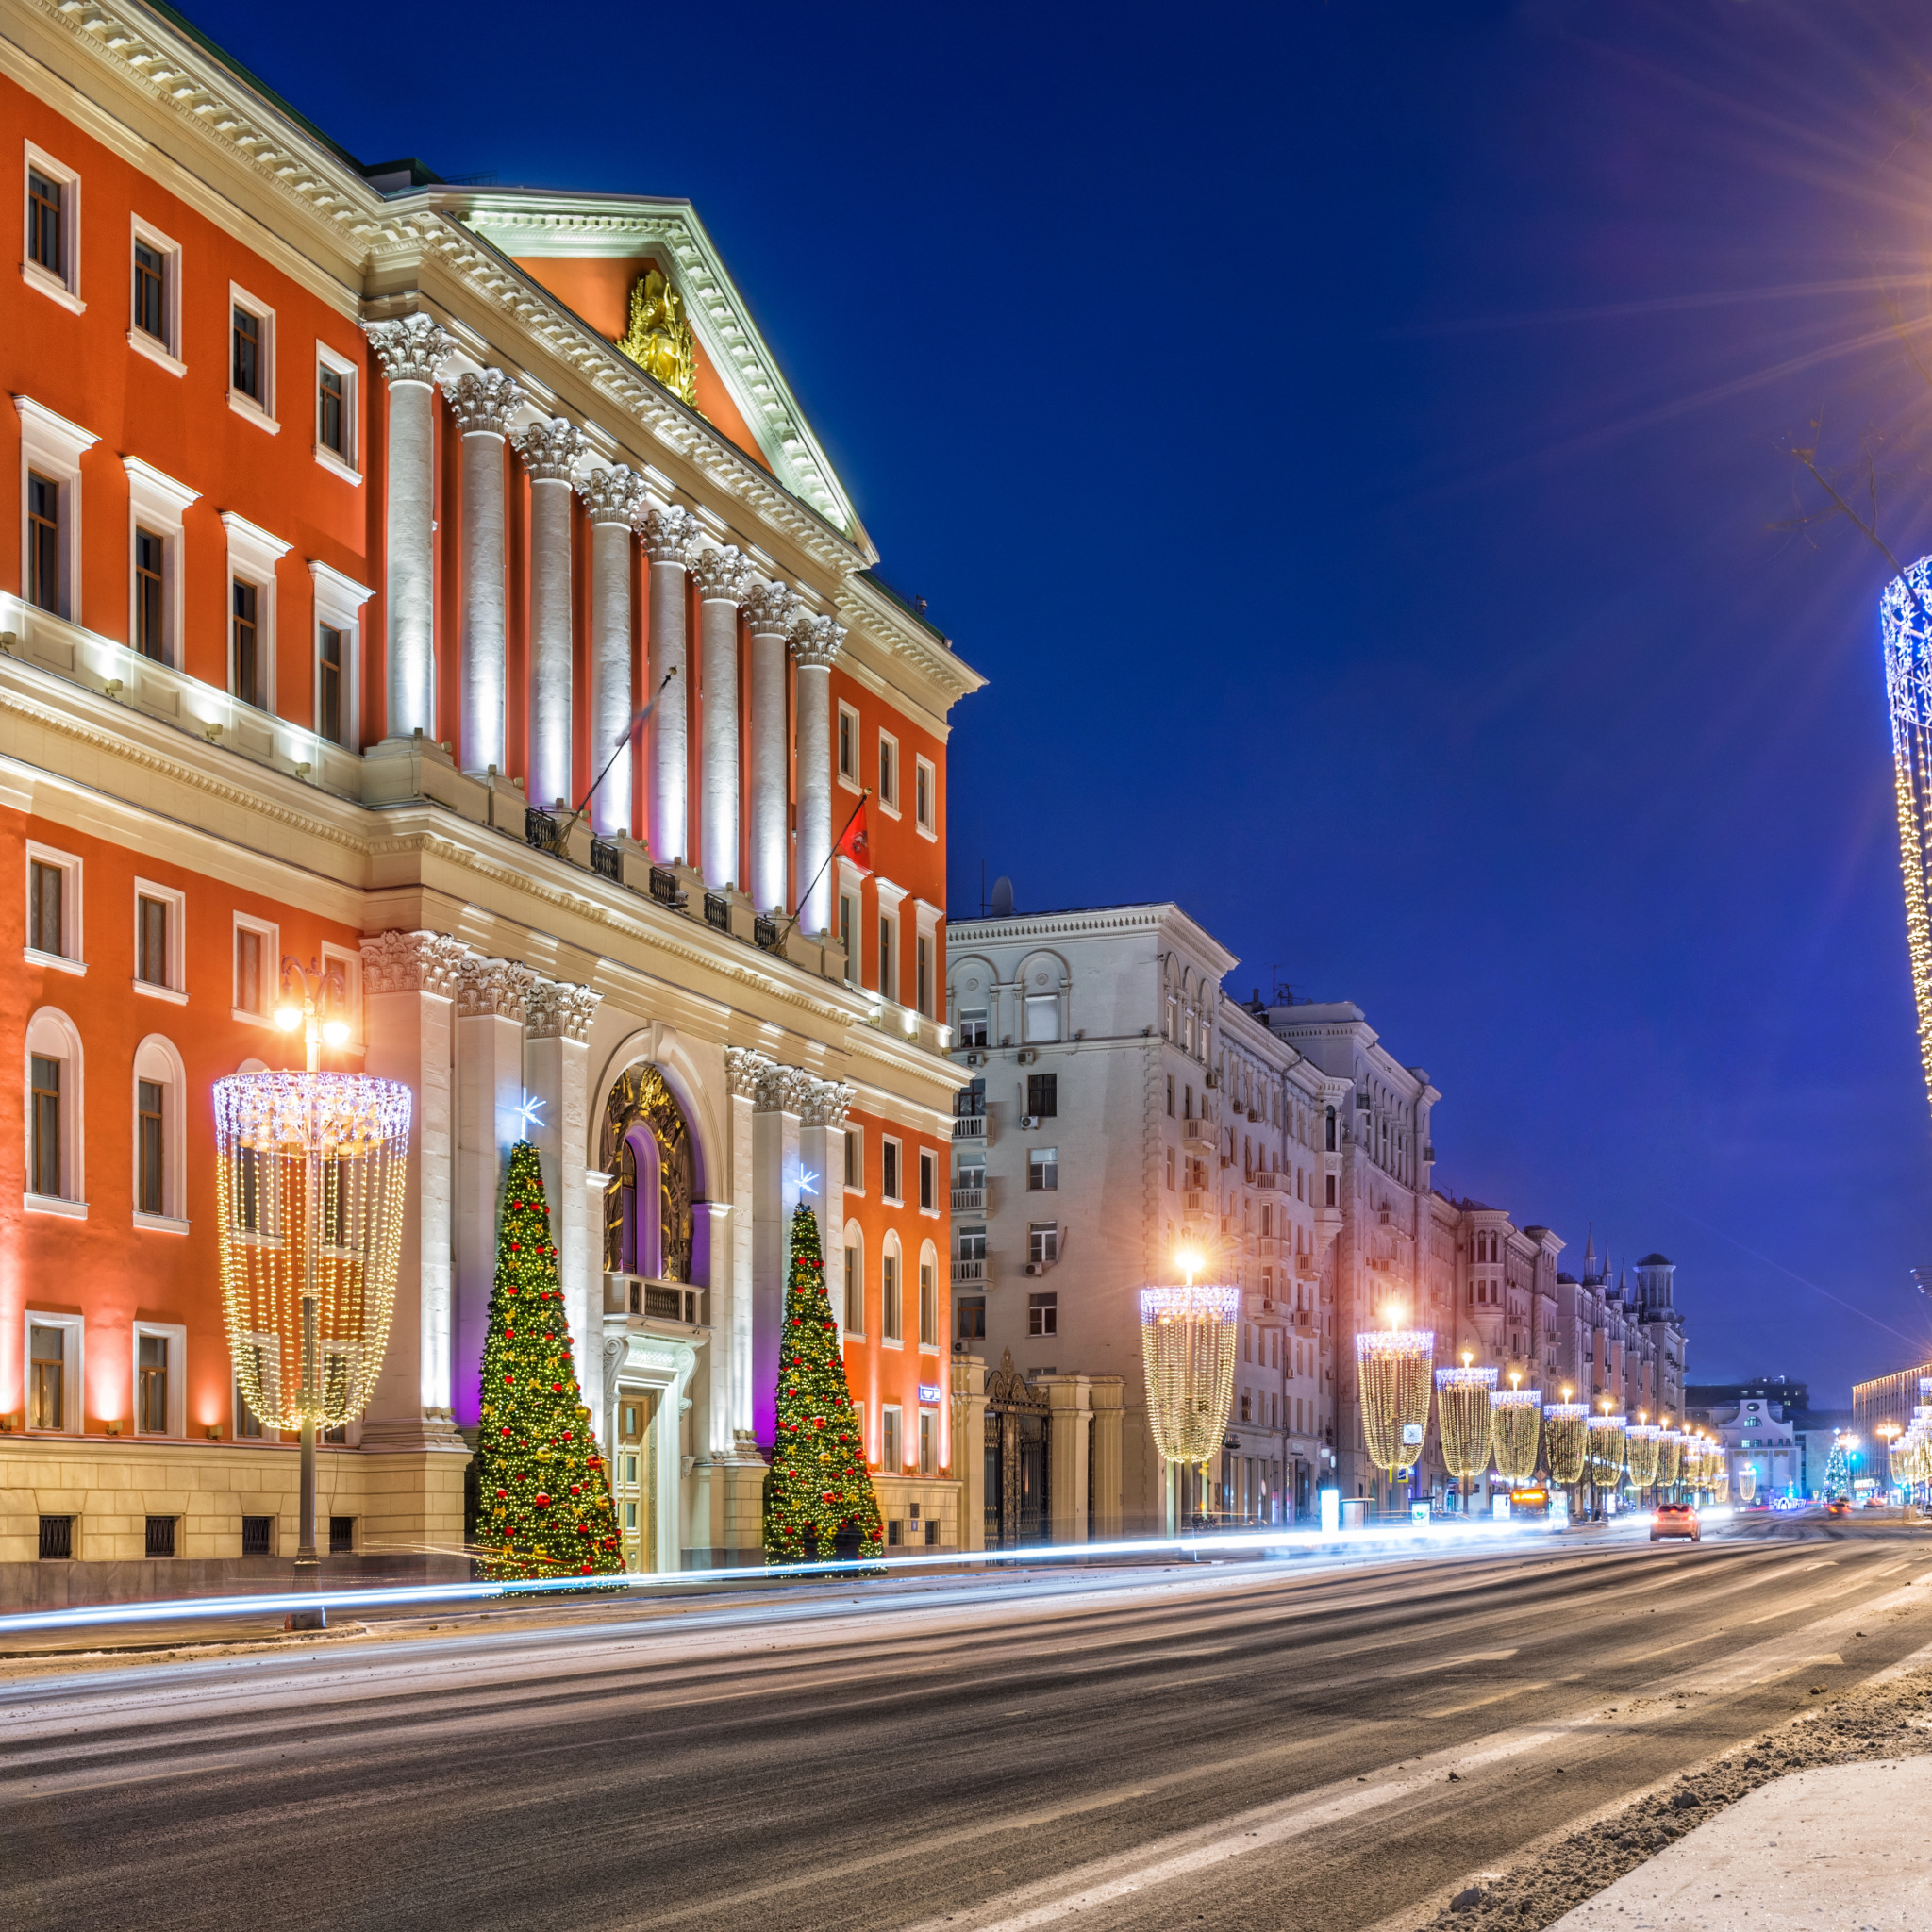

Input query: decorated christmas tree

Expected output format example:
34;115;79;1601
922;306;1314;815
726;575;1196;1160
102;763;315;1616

763;1204;885;1564
475;1141;624;1583
1824;1436;1851;1502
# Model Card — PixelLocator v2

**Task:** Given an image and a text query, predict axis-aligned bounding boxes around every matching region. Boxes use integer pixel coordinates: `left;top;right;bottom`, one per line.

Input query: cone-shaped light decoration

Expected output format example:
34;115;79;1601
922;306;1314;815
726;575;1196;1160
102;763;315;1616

1490;1384;1542;1484
1625;1424;1661;1491
1543;1402;1590;1485
1436;1362;1498;1481
1588;1413;1627;1491
1139;1283;1240;1469
1737;1460;1758;1504
213;1070;412;1427
1879;557;1932;1118
1658;1429;1687;1491
1357;1328;1435;1478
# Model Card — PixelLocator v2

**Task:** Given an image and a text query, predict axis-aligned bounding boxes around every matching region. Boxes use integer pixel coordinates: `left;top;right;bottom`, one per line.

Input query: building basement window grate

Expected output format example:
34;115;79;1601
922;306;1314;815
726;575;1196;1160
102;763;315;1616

39;1514;73;1560
328;1516;354;1555
242;1515;272;1557
145;1516;176;1558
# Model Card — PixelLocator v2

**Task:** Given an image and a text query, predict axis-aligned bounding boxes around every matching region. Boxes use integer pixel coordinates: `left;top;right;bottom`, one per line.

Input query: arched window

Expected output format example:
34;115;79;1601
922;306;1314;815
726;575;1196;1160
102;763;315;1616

132;1034;189;1225
842;1221;866;1338
918;1239;940;1349
25;1007;84;1211
599;1063;696;1284
881;1231;904;1342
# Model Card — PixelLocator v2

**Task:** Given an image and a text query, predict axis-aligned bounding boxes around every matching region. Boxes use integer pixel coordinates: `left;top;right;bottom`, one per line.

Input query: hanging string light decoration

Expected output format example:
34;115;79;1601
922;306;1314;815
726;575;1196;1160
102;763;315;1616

1625;1423;1661;1496
1588;1413;1626;1493
1737;1459;1757;1505
1490;1384;1541;1485
1436;1362;1498;1487
1711;1453;1729;1506
1658;1429;1687;1494
1139;1283;1241;1469
1357;1328;1436;1491
1543;1402;1590;1487
1879;557;1932;1115
213;1070;412;1429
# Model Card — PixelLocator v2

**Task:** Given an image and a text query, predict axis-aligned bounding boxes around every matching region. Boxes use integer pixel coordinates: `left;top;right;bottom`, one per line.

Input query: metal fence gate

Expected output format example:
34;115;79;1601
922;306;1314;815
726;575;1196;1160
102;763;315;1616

984;1350;1050;1549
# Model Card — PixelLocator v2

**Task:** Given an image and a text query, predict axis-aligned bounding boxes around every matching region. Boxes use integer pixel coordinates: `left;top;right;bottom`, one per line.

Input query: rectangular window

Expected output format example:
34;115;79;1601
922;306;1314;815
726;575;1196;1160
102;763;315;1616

318;625;344;745
878;915;895;1002
957;1224;987;1264
30;1055;61;1198
232;304;262;402
27;169;63;276
838;704;858;781
840;894;858;983
1029;1223;1059;1266
40;1514;74;1560
1165;1145;1175;1190
919;1408;936;1476
232;579;260;708
878;733;899;810
319;364;346;456
234;922;275;1019
844;1245;864;1336
145;1515;176;1558
882;1138;901;1204
1026;1072;1058;1119
1028;1146;1058;1192
916;935;931;1016
882;1406;902;1470
1028;1291;1058;1338
27;471;60;614
138;1079;164;1216
235;1369;264;1440
914;757;935;831
29;1324;65;1430
138;1332;170;1435
28;858;63;958
1024;995;1060;1044
958;1008;989;1048
328;1517;354;1555
957;1295;985;1341
919;1262;938;1347
844;1128;862;1191
919;1148;937;1212
1325;1174;1338;1208
133;241;166;343
882;1254;902;1341
137;893;169;988
134;527;166;659
242;1515;272;1555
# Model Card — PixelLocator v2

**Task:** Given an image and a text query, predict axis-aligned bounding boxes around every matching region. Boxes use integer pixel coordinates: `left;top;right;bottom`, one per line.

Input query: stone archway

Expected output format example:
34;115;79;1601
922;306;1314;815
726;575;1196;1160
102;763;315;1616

600;1062;695;1284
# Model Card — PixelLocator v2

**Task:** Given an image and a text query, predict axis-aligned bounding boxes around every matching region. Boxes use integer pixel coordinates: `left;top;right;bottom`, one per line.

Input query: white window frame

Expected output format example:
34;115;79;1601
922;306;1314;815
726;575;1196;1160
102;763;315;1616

309;560;374;753
124;457;198;668
132;1033;189;1230
226;281;277;431
320;940;364;1051
882;1403;904;1470
222;511;291;713
313;340;360;483
14;394;97;625
132;877;187;1003
24;840;84;974
876;728;901;817
1029;1222;1060;1266
918;1241;939;1349
919;1407;938;1476
232;911;280;1024
126;214;184;375
842;1222;865;1340
843;1124;864;1197
24;1309;83;1435
881;1238;903;1346
22;143;82;313
912;899;941;1019
913;753;937;839
836;700;861;791
25;1004;85;1217
874;876;907;1008
917;1146;939;1217
881;1134;904;1207
132;1320;188;1438
1028;1145;1059;1192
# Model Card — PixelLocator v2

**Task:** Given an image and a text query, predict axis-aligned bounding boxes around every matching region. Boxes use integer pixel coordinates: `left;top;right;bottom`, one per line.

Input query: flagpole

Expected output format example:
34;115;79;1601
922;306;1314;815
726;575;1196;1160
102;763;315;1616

774;788;869;945
541;667;675;856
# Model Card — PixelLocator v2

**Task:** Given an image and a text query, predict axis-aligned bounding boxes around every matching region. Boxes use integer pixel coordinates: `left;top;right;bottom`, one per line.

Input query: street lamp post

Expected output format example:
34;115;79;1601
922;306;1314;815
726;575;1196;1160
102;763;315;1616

1139;1248;1239;1538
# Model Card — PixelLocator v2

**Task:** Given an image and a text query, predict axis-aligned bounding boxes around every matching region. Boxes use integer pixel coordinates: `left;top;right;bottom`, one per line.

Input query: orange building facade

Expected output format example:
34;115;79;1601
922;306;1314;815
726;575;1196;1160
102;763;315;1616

0;0;978;1599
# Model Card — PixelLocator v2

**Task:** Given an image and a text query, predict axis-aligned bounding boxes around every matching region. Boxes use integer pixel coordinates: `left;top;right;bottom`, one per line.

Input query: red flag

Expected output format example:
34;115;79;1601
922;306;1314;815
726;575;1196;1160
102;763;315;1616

833;795;870;870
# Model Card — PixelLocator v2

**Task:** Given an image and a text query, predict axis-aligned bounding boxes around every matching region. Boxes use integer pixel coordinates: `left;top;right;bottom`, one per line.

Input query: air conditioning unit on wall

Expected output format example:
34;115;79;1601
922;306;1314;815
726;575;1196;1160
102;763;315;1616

1024;1261;1049;1277
1019;1115;1040;1130
1017;1049;1037;1065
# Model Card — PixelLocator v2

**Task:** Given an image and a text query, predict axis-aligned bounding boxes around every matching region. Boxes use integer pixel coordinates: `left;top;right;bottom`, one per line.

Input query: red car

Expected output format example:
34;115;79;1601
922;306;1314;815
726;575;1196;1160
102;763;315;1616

1652;1503;1701;1542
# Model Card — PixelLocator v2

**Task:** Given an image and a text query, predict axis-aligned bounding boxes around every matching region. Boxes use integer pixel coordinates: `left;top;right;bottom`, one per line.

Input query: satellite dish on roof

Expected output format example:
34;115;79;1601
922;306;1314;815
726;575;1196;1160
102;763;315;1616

990;875;1015;918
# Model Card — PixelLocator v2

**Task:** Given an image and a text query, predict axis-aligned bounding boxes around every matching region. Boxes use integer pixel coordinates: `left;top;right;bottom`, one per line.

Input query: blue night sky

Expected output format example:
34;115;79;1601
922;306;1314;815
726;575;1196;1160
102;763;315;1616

186;0;1932;1400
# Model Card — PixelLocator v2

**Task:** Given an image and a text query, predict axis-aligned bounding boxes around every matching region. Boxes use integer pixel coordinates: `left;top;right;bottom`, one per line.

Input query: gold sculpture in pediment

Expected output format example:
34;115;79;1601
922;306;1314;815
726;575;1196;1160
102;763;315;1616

617;268;697;408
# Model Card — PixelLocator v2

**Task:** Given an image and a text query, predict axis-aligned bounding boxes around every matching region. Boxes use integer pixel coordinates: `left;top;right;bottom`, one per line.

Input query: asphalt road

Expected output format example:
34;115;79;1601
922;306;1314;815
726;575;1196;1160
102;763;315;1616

4;1515;1931;1932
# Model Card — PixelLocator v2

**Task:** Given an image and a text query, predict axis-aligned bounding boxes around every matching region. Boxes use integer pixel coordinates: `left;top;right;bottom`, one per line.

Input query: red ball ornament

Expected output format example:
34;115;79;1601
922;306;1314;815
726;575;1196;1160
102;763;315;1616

551;1381;563;1392
496;1488;507;1499
503;1374;514;1385
509;1242;521;1252
570;1484;582;1496
499;1425;511;1437
534;1492;551;1509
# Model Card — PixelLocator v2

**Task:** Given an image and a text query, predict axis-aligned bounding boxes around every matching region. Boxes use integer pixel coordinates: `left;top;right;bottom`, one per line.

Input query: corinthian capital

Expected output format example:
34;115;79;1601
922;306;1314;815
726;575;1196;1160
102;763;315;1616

514;416;587;484
455;956;538;1022
526;979;603;1042
443;368;524;438
755;1064;818;1117
724;1045;776;1099
358;929;467;998
743;580;799;637
578;463;645;526
362;314;458;386
788;612;847;669
800;1077;857;1129
636;504;703;565
690;543;755;606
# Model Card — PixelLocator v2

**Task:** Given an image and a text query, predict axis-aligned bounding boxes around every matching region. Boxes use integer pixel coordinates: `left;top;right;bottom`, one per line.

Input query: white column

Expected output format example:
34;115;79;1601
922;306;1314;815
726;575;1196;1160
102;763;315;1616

443;369;523;774
751;1063;812;1447
514;417;586;810
724;1049;772;1449
789;613;847;937
453;958;535;1430
363;316;457;740
638;506;699;865
525;980;602;1407
691;544;753;891
357;930;466;1449
744;580;797;915
576;466;643;840
799;1078;853;1338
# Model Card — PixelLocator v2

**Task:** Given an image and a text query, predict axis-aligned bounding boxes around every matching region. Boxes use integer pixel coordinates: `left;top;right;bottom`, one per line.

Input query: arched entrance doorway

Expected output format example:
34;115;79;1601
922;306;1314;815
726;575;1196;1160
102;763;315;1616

600;1061;696;1285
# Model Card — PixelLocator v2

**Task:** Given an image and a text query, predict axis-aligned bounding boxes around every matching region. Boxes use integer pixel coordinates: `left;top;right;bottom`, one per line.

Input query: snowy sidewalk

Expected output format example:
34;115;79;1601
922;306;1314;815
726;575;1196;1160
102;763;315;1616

1547;1757;1932;1930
